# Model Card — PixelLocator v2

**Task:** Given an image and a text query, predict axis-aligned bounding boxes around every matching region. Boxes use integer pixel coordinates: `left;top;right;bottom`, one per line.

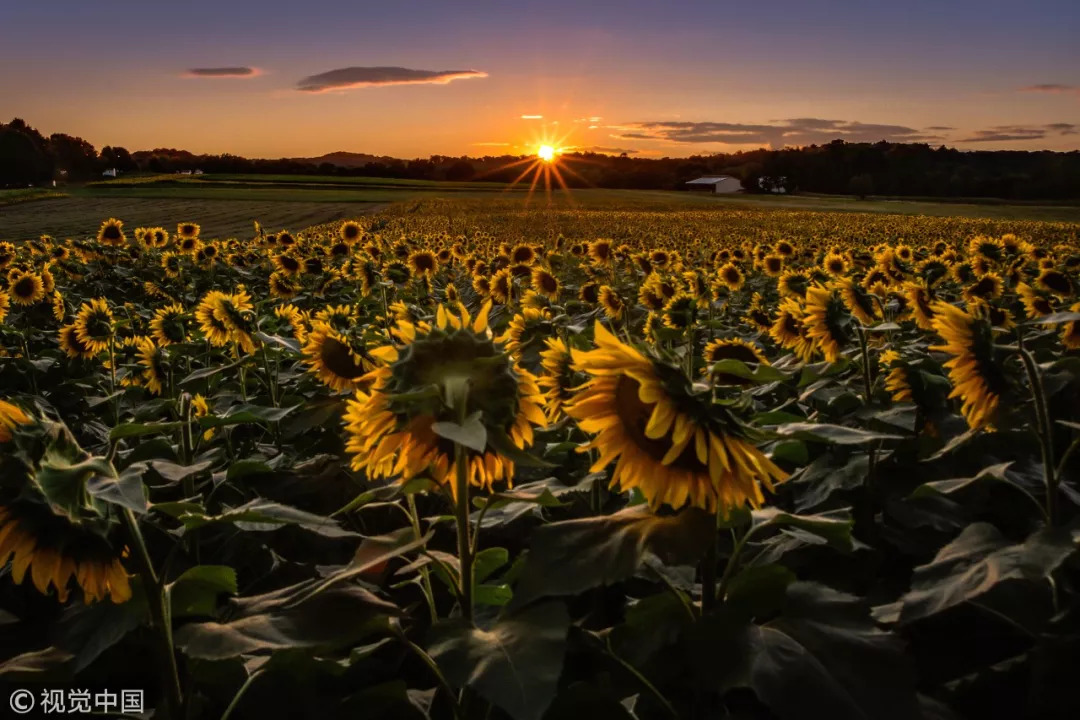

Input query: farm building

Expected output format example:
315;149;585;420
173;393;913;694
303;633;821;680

685;175;743;194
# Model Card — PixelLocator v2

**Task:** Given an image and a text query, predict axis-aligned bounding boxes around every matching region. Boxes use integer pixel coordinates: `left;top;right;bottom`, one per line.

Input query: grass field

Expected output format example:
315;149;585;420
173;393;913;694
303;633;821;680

4;177;1079;242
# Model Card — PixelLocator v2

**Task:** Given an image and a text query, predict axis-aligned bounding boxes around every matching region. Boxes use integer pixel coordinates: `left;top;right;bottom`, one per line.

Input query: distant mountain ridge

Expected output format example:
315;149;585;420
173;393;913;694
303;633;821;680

289;151;398;167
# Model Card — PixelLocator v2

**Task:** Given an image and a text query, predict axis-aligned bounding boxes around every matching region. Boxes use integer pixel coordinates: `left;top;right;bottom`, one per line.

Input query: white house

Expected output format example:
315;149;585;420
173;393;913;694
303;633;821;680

685;176;743;194
102;168;118;178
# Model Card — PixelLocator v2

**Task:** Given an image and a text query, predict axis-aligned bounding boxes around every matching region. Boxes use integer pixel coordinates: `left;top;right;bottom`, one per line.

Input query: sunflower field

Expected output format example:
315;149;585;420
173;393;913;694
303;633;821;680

2;198;1080;719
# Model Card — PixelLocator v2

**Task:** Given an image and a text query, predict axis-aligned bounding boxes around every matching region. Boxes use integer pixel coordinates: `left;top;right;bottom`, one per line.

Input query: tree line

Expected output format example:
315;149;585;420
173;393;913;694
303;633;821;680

3;117;1078;200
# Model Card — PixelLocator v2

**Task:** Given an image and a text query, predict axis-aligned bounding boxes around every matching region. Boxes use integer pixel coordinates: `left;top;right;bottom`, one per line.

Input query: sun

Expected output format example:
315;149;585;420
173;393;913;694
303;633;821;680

537;144;556;162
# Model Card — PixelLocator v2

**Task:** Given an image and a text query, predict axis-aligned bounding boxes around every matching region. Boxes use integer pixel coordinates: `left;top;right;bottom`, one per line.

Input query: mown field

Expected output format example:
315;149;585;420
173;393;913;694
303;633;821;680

1;195;1080;719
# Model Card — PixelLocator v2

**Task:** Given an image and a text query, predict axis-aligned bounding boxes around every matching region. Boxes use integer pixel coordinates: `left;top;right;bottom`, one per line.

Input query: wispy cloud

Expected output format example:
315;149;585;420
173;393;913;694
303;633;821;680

520;114;543;120
296;67;487;93
184;67;259;78
611;118;944;148
567;145;638;155
926;125;956;131
1020;84;1080;95
958;123;1078;142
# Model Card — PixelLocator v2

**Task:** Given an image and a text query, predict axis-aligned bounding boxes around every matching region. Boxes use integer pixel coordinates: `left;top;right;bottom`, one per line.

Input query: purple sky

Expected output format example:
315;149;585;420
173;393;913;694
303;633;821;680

1;0;1077;157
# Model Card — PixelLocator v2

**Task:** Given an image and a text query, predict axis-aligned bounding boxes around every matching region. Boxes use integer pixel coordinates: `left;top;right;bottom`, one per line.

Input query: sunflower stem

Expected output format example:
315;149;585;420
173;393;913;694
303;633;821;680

453;432;475;624
716;523;764;603
407;493;440;623
1018;346;1057;525
603;636;680;720
122;509;183;720
108;335;119;426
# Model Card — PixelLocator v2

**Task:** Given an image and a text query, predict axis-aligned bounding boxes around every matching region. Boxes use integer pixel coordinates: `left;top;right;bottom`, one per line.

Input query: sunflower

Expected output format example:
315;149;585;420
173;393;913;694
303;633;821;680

588;240;613;266
662;293;696;331
717;263;743;291
1017;282;1055;321
490;268;513;305
269;271;299;299
96;218;126;247
339;220;363;244
930;302;1006;430
212;290;257;354
778;270;811;299
879;350;913;402
343;301;546;495
744;293;773;333
51;291;65;322
839;278;880;325
1036;268;1073;297
274;304;309;344
58;323;94;359
649;249;671;270
272;252;303;277
408;250;438;278
0;399;30;441
803;285;851;363
9;272;44;305
498;308;553;356
683;270;711;306
39;264;55;294
531;267;560;301
195;292;234;348
472;275;492;298
302;322;373;392
150;304;188;346
136;338;167;395
511;244;536;265
1062;302;1080;350
962;273;1004;304
538;336;576;422
177;222;200;240
703;338;770;385
161;252;182;279
770;298;816;362
762;254;785;277
72;298;114;354
599;286;625;320
565;322;786;512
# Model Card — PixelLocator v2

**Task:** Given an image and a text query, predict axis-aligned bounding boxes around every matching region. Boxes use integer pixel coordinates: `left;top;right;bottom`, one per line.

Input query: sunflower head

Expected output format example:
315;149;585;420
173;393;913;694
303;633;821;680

10;272;45;305
930;302;1008;430
530;267;560;301
339;220;363;244
565;322;786;513
703;338;770;386
150;304;189;346
344;302;546;495
97;218;126;247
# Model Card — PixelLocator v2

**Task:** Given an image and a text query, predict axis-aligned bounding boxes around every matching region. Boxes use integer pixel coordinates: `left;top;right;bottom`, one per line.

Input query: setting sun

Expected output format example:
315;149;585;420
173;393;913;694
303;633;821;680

537;144;556;162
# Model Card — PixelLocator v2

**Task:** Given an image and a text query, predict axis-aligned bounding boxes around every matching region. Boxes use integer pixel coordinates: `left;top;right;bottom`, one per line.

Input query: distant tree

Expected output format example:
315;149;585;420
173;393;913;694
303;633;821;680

100;146;136;172
445;160;476;181
848;173;875;199
0;125;52;185
48;133;98;179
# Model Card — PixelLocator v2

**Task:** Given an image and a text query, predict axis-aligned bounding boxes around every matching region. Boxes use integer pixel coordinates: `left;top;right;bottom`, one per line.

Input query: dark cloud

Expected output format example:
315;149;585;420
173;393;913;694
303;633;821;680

957;123;1077;142
613;119;942;148
926;125;956;131
296;66;487;93
185;67;258;78
568;146;639;155
1020;84;1079;94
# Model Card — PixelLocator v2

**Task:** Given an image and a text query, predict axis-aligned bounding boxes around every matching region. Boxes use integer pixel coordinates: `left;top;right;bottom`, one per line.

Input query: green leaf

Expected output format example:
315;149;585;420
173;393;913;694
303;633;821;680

179;356;246;384
751;507;856;552
475;584;514;606
1024;311;1080;325
708;359;787;384
199;403;297;429
771;422;903;445
297;529;435;601
109;421;184;440
487;427;557;468
745;582;920;720
427;601;570;720
770;439;808;466
174;580;398;660
226;459;273;482
87;465;149;514
431;411;487;453
889;523;1077;624
169;565;238;618
178;499;359;537
511;505;714;609
909;461;1014;498
725;564;797;618
474;547;510;583
132;458;214;483
791;453;871;512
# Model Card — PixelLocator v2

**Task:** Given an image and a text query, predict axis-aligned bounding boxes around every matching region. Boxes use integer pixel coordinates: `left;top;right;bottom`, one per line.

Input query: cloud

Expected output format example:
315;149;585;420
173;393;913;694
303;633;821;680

296;67;486;93
566;145;639;155
473;142;511;147
1020;84;1080;95
613;118;944;148
520;114;543;120
185;67;259;78
957;123;1077;142
926;125;956;131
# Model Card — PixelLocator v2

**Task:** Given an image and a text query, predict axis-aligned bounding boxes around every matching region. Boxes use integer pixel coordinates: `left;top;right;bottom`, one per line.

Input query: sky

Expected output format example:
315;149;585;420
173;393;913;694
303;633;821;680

1;0;1078;159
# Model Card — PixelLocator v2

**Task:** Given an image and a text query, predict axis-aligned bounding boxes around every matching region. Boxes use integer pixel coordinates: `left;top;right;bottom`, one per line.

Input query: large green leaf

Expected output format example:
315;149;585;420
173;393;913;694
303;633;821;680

174;580;399;660
510;505;714;609
884;523;1077;624
427;601;570;720
771;422;903;445
750;507;856;553
177;499;358;537
693;582;921;720
168;565;238;618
